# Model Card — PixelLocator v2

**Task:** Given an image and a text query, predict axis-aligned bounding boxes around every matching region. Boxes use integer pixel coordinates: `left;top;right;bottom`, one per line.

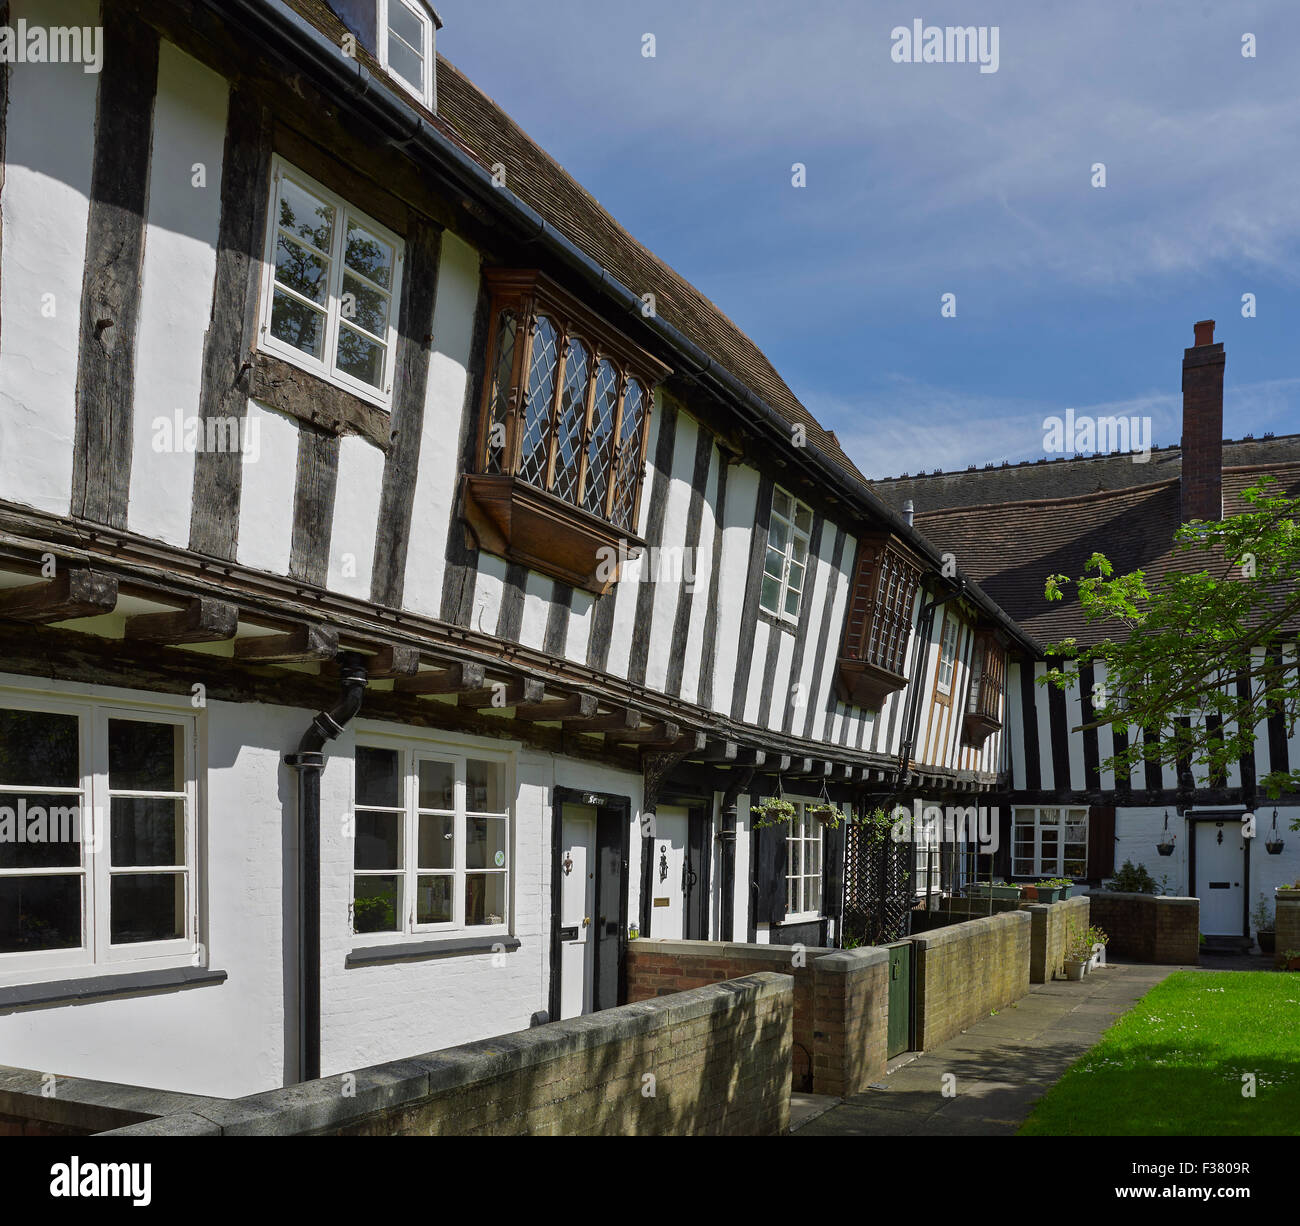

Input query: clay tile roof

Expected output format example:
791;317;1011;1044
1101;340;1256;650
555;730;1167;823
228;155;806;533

285;0;865;482
912;460;1300;648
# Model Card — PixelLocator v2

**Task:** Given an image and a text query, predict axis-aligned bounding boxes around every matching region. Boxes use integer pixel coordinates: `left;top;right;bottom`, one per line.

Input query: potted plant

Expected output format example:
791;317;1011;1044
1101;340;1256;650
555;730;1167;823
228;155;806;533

1054;877;1074;900
1086;924;1110;969
806;799;844;828
751;776;796;830
1034;880;1064;904
1251;894;1275;955
1283;950;1300;972
1063;920;1092;980
969;880;1023;901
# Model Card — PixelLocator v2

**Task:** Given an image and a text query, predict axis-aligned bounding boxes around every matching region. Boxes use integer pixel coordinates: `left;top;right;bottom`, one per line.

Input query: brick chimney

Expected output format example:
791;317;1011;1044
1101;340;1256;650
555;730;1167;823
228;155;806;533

1180;319;1225;522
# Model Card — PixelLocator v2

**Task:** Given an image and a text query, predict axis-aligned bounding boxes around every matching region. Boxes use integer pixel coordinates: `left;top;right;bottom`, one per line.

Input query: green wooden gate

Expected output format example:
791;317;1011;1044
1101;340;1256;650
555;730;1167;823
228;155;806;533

885;940;912;1058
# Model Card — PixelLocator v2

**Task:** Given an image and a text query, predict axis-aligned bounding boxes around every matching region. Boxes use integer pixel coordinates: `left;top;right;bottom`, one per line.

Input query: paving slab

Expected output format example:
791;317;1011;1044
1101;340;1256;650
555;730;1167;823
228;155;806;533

792;960;1177;1137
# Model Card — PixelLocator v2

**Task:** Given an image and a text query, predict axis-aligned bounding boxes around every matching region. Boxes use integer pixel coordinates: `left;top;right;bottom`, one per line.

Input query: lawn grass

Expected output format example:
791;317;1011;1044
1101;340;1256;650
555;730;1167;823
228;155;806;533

1019;971;1300;1135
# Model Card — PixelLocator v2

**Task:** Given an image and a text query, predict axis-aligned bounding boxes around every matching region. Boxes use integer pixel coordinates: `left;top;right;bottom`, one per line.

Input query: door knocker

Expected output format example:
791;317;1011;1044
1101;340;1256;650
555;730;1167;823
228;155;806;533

563;852;574;877
659;844;668;883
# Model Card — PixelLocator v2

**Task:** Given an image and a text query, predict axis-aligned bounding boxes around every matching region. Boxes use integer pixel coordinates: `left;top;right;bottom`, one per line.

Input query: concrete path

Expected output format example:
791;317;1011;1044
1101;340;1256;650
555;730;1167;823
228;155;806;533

792;961;1182;1136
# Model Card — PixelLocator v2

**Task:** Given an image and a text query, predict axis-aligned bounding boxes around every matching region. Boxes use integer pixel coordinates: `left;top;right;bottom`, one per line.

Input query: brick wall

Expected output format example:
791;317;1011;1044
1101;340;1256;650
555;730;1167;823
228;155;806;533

100;973;794;1137
1025;896;1090;982
1086;892;1199;964
626;938;887;1096
909;910;1031;1049
1275;891;1300;969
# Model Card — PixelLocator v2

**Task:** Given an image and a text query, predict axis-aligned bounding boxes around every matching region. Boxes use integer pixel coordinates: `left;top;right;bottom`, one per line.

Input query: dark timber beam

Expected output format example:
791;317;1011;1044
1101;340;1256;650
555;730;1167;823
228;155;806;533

698;739;738;762
515;693;598;722
735;748;767;766
564;708;641;734
612;722;681;747
0;568;118;623
393;662;487;695
124;597;238;645
669;731;709;755
459;679;546;710
364;644;420;679
233;624;338;663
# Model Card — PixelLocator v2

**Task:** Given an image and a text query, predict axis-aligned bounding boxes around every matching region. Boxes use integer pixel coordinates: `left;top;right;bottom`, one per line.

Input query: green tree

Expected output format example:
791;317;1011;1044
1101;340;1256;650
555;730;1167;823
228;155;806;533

1042;478;1300;817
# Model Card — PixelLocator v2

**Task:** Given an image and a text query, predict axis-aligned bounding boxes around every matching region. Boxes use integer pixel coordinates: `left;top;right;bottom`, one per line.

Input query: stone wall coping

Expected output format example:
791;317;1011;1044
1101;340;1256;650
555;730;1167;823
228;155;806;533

812;947;888;973
1092;891;1199;907
0;1063;224;1132
629;938;833;962
906;908;1030;950
101;972;795;1137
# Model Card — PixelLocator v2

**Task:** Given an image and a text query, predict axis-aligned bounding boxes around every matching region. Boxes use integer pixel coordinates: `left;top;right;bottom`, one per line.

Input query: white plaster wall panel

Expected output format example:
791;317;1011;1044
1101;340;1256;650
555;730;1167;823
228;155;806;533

1095;664;1116;790
677;449;719;706
0;0;99;515
742;618;771;726
765;627;796;731
467;550;507;636
810;555;851;741
1248;809;1300;926
127;41;228;548
318;724;556;1075
1111;806;1185;894
1159;726;1180;792
732;797;752;941
858;707;876;752
1065;670;1086;791
642;413;697;694
784;523;833;734
709;464;760;716
235;401;298;574
564;589;594;664
1004;659;1025;786
515;571;552;652
1285;646;1300;769
0;679;311;1097
399;232;481;616
327;433;385;599
602;407;663;681
1034;661;1056;792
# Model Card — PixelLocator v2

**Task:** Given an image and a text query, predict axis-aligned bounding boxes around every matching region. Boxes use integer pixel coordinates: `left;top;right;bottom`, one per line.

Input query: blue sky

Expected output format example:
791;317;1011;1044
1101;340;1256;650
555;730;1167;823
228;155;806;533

433;1;1300;479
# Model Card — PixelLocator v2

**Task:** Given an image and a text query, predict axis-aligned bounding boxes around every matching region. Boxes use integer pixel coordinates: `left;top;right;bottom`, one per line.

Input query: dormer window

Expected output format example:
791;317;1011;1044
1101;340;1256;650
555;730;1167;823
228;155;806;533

459;270;671;595
836;535;923;709
377;0;438;110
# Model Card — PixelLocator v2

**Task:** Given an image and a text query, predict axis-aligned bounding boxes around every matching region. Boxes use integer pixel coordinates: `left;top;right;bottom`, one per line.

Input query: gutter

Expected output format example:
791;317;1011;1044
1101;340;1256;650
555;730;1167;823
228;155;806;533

205;0;1042;659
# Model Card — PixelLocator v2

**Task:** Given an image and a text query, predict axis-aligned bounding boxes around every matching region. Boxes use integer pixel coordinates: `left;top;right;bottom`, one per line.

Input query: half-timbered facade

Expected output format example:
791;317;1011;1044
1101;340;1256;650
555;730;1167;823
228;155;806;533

877;328;1300;947
0;0;1037;1095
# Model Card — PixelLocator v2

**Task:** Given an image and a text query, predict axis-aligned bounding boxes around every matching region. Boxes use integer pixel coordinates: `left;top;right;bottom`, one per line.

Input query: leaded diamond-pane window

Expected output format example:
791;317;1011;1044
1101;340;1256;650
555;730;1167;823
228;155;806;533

474;270;668;536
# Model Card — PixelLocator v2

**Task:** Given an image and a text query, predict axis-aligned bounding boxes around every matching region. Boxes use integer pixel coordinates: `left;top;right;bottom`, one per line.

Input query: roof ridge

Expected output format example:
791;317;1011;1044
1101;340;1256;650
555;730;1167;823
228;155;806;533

916;475;1181;519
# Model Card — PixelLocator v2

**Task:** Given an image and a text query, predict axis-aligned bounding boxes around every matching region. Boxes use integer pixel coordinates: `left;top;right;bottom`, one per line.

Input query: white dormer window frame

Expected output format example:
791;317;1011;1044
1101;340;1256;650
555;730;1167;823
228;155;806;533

377;0;435;109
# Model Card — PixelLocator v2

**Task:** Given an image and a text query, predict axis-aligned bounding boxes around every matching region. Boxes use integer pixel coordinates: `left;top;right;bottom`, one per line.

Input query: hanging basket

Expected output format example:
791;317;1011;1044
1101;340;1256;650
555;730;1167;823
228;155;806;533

1156;841;1176;857
1265;839;1285;855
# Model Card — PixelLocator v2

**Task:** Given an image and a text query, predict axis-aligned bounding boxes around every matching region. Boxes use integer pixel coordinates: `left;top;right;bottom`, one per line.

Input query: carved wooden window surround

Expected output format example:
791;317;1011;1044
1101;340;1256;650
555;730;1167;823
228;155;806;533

837;535;924;710
460;270;671;595
962;629;1006;748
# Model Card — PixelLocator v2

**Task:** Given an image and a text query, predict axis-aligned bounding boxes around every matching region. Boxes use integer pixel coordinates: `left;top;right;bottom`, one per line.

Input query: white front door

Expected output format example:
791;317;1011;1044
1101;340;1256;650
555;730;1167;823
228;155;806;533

558;805;596;1019
1195;819;1244;935
649;806;690;939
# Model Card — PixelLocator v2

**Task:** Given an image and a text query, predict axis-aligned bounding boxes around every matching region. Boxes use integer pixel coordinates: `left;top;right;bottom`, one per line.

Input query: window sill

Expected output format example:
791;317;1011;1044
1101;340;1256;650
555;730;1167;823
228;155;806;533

247;349;393;452
0;966;227;1012
346;935;521;967
961;711;1003;749
460;473;645;595
758;608;800;634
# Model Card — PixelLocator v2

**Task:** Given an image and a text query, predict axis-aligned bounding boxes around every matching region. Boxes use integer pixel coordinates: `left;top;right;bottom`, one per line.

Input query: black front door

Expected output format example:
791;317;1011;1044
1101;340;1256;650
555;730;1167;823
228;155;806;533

685;806;711;940
593;806;630;1011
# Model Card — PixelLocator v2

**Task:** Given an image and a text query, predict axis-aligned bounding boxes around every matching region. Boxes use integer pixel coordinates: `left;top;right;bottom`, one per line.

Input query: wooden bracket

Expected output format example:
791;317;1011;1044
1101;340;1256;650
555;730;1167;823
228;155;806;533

233;624;338;663
393;661;487;695
365;644;421;679
459;678;546;709
0;567;118;623
515;692;598;722
563;707;641;734
124;597;238;645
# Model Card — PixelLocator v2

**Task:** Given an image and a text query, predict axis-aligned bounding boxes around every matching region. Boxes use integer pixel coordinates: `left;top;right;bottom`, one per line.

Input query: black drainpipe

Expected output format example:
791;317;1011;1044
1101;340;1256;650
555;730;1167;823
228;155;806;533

284;651;368;1083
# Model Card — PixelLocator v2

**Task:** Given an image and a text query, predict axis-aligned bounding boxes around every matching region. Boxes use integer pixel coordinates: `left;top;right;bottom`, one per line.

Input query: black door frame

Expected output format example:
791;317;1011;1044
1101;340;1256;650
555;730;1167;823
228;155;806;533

550;787;631;1021
1185;808;1250;937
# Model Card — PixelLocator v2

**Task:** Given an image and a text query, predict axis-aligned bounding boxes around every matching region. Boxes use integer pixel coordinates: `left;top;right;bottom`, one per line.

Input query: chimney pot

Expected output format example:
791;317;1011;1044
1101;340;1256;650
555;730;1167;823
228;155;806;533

1193;319;1215;347
902;499;914;527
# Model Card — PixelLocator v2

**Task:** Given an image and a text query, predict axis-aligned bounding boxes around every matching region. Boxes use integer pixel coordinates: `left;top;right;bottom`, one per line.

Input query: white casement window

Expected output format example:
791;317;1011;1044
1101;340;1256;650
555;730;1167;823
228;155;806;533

259;158;404;409
913;812;942;896
936;615;959;694
785;803;823;920
0;695;198;984
1012;807;1088;878
761;487;813;623
353;743;511;940
377;0;435;108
